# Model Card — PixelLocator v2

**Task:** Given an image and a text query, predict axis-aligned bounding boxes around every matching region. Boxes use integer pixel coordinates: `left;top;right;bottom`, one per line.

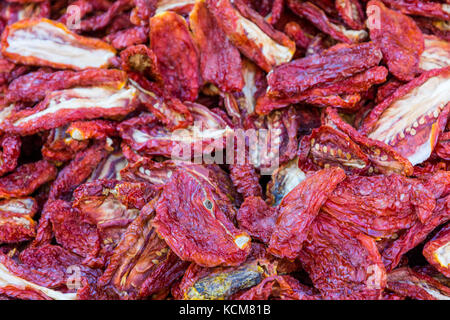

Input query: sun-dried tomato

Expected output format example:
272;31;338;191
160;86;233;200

237;196;276;244
382;195;450;272
153;169;251;267
266;42;382;99
298;125;370;174
288;1;368;44
149;11;200;102
414;16;450;42
1;18;116;70
0;197;37;243
190;0;244;93
46;200;100;261
362;67;450;166
0;134;20;177
268;167;346;260
6;69;127;104
206;0;295;73
322;174;436;238
47;141;110;201
129;77;193;131
298;213;387;300
104;26;149;50
88;149;128;182
18;244;100;289
381;0;450;21
336;0;365;30
283;21;312;51
435;131;450;161
120;45;162;84
72;179;155;252
1;84;137;136
386;267;450;300
323;108;414;176
119;104;232;159
76;0;133;32
66;120;118;142
41;126;89;164
98;200;188;299
0;160;56;199
367;0;424;81
419;35;450;71
423;223;450;277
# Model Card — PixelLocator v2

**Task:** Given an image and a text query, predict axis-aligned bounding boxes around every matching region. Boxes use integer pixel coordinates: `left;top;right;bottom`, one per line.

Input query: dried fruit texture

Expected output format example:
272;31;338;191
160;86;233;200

47;141;110;201
381;0;450;21
0;0;449;301
367;0;424;81
47;200;100;259
104;26;149;50
298;213;387;300
0;197;37;243
386;267;450;300
419;35;450;71
131;0;156;26
119;104;232;159
15;244;99;290
1;84;137;135
72;180;154;249
153;169;251;267
6;69;127;104
190;0;244;93
298;125;370;174
288;1;368;44
66;120;118;142
206;0;295;72
253;106;302;169
32;142;110;247
129;77;193;131
41;126;89;163
173;260;265;300
268;167;346;260
0;160;56;199
436;131;450;160
1;19;116;70
98;201;188;299
155;0;196;15
414;16;450;42
336;0;365;30
0;135;21;177
322;108;414;176
229;162;262;199
237;196;277;244
76;0;134;32
322;174;436;238
225;59;266;125
120;45;162;84
0;253;77;300
150;12;200;102
382;195;450;272
362;67;450;166
234;275;319;300
423;223;450;277
266;42;382;99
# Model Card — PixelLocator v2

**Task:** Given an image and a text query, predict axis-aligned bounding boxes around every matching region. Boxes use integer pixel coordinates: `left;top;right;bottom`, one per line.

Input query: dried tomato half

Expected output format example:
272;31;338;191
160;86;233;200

153;169;251;267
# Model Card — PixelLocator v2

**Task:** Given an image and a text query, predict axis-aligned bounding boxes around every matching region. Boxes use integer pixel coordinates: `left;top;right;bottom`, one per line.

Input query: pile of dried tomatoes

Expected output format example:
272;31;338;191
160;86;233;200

0;0;448;300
